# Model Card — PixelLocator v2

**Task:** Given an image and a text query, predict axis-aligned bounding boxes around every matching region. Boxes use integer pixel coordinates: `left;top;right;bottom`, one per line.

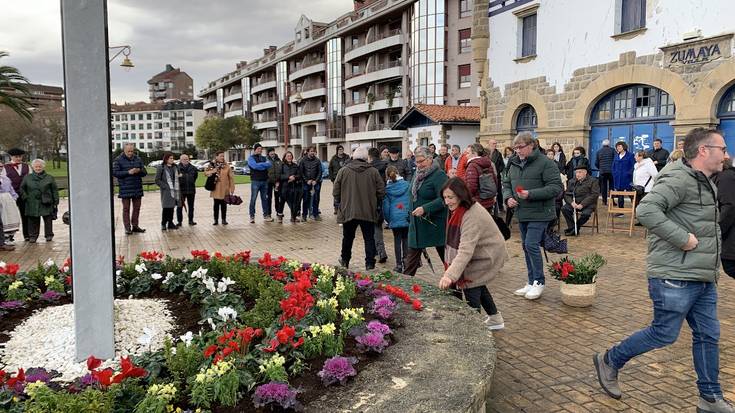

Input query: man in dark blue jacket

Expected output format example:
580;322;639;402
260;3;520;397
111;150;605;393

112;143;147;235
248;143;273;223
595;139;615;205
299;146;323;221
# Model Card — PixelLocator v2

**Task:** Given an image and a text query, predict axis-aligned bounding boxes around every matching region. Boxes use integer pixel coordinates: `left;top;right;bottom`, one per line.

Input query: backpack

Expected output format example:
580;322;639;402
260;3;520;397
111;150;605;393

478;163;498;200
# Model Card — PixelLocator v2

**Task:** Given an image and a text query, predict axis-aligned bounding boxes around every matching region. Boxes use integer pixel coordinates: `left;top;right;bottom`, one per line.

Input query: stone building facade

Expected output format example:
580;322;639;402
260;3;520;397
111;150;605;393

472;0;735;163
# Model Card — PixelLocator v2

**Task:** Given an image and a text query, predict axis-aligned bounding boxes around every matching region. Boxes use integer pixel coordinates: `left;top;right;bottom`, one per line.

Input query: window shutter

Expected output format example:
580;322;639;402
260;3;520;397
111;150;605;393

622;0;645;32
522;14;537;57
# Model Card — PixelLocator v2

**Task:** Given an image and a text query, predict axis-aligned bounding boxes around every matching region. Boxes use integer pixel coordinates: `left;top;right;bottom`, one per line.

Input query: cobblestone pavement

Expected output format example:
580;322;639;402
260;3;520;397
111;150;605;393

4;182;735;412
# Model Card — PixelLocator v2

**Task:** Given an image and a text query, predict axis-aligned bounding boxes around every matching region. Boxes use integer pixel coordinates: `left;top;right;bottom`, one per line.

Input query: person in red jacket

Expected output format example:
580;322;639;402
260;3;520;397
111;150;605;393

444;145;468;179
464;144;497;212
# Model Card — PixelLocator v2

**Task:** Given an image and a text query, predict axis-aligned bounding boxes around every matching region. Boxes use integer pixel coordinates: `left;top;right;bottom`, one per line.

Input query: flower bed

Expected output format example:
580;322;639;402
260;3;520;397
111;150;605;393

0;250;423;412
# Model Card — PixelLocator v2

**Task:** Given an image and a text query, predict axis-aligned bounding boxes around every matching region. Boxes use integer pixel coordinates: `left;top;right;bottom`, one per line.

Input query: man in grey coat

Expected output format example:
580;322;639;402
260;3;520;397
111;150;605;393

593;128;733;413
334;146;385;271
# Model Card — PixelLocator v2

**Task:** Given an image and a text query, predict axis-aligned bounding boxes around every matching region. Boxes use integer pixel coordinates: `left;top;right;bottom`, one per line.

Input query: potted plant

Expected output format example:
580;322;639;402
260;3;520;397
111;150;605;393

548;253;606;307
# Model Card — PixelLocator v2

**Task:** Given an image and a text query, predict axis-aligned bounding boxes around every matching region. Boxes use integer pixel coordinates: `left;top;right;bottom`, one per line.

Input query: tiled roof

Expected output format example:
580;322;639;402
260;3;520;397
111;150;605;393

148;67;187;83
413;104;481;123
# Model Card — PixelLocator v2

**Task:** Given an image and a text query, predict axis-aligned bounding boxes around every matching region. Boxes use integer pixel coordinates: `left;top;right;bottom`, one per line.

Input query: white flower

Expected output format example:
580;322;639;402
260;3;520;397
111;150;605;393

135;263;147;274
180;331;194;347
191;267;207;279
137;326;156;347
217;306;238;322
203;277;216;293
0;261;5;268
162;272;175;284
62;266;70;273
43;258;55;268
216;277;236;293
116;270;122;276
151;273;162;280
207;317;216;330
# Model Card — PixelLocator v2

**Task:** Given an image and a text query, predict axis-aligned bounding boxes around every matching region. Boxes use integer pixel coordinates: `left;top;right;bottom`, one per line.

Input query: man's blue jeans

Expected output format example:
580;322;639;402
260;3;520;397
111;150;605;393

249;180;270;218
607;278;721;398
302;181;321;218
518;221;548;285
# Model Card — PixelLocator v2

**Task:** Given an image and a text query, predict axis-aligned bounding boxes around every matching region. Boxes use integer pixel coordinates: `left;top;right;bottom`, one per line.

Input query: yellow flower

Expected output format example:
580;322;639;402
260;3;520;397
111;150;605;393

24;381;47;399
333;276;345;296
321;323;336;336
8;281;23;291
44;275;56;286
309;325;322;337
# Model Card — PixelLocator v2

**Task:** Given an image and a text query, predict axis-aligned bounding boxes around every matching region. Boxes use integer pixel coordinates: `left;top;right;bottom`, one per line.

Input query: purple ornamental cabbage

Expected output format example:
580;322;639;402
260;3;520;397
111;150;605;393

40;290;63;302
0;300;25;310
355;331;389;353
24;367;59;384
370;295;396;319
356;278;373;290
366;320;392;336
317;356;358;386
252;382;301;411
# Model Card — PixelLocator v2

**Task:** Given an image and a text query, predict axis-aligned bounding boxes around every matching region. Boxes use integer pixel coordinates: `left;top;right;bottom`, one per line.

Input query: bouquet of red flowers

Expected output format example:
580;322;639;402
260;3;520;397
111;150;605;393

548;253;606;284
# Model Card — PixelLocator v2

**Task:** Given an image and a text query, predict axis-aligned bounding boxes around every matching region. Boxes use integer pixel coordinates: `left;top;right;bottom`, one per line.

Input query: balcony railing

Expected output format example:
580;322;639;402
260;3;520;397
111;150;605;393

253;97;277;105
253;76;276;86
344;60;401;80
345;29;401;52
256;117;278;123
225;88;242;97
293;107;324;116
290;82;326;94
291;57;325;72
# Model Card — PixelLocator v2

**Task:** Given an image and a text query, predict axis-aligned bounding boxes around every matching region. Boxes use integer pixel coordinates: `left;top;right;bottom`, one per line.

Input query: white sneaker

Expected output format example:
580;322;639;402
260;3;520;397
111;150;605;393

484;313;505;330
524;281;545;300
514;284;532;296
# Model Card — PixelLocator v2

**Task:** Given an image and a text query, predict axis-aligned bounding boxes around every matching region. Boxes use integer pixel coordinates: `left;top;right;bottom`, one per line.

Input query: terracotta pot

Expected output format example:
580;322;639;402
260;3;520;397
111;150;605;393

559;282;596;307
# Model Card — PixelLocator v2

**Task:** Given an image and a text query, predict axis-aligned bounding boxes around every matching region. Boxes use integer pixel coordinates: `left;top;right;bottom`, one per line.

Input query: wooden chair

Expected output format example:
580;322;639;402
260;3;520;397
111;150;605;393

607;190;637;237
578;208;599;233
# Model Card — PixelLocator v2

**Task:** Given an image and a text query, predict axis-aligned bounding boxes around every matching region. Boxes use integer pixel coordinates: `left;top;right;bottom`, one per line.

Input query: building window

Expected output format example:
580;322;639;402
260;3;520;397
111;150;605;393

521;14;537;57
621;0;645;33
186;131;193;137
457;99;471;106
296;31;302;41
115;115;120;121
459;29;472;54
352;90;360;103
146;113;152;120
352;116;359;129
186;121;193;127
458;64;471;88
147;133;153;139
146;123;152;129
592;84;676;122
352;64;360;75
138;143;144;149
116;143;121;150
305;28;309;39
139;133;144;139
459;0;472;18
516;105;537;132
186;111;192;117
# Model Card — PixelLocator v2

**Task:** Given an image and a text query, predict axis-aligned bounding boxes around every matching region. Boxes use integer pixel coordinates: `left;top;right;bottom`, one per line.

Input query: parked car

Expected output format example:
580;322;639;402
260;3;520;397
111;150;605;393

148;160;163;168
232;160;250;175
192;160;211;171
321;160;329;180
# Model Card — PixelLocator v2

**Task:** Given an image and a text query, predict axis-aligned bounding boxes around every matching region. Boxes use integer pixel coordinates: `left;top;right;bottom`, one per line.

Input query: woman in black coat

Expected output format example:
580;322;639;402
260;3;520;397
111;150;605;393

714;158;735;278
551;142;567;173
279;151;302;223
564;146;590;179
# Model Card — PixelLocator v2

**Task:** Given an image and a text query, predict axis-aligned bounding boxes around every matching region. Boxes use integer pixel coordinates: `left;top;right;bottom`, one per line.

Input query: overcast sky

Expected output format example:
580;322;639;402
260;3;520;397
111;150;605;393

0;0;347;103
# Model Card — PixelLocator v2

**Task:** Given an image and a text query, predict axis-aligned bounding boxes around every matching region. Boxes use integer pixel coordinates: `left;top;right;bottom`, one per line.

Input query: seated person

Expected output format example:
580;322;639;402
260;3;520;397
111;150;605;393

562;166;600;236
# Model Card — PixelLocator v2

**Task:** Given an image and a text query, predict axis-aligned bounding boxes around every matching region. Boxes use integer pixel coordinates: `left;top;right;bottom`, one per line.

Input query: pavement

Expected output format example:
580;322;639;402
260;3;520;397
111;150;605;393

4;181;735;412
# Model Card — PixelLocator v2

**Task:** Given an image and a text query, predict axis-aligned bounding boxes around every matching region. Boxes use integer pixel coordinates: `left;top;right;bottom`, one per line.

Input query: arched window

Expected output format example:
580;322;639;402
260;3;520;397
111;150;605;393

591;84;675;123
516;105;537;132
718;84;735;119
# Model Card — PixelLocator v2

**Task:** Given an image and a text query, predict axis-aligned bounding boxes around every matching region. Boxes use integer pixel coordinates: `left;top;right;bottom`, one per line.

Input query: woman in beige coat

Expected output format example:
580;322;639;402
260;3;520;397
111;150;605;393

439;177;509;330
204;151;235;225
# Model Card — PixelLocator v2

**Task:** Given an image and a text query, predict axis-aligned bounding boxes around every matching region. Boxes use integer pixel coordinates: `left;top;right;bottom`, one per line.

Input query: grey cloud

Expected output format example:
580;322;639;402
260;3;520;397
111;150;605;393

2;0;350;102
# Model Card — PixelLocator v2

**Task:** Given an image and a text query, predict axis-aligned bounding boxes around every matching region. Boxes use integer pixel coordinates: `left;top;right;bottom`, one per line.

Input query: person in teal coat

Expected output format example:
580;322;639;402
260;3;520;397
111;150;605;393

404;146;448;276
383;165;411;273
20;159;59;243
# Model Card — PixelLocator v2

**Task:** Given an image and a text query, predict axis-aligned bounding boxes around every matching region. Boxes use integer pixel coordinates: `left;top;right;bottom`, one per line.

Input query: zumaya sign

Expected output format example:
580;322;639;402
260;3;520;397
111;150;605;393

661;33;732;67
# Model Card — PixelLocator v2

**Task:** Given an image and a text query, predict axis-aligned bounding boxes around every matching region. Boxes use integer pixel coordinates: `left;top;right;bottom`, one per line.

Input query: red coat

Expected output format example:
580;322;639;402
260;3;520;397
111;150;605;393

465;156;496;209
444;153;468;179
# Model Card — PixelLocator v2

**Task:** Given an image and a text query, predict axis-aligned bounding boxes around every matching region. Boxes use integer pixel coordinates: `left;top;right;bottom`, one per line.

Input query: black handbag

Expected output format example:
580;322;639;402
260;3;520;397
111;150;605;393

204;174;217;191
492;214;511;240
543;227;568;255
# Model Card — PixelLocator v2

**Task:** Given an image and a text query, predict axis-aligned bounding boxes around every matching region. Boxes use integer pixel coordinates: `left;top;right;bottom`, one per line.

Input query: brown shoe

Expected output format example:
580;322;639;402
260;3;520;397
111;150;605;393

0;245;15;251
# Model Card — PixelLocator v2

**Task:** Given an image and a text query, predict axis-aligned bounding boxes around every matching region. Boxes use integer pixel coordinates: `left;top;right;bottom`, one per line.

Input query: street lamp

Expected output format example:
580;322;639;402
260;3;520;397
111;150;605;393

108;45;134;71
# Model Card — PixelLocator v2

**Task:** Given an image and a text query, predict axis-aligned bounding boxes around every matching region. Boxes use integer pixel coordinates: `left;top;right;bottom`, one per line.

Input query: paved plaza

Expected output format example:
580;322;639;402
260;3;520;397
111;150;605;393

3;181;735;412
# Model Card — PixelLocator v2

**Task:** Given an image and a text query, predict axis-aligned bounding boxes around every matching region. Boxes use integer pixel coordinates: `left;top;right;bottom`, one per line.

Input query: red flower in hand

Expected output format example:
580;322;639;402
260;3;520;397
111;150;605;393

515;185;525;194
396;203;404;210
86;356;102;371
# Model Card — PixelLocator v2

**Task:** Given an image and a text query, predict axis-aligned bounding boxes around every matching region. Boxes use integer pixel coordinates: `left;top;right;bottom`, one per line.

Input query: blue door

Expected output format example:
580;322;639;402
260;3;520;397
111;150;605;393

589;122;675;175
720;119;735;158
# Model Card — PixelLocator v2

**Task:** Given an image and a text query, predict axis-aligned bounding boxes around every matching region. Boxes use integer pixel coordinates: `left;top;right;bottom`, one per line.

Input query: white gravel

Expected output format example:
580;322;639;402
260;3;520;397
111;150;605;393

0;299;175;381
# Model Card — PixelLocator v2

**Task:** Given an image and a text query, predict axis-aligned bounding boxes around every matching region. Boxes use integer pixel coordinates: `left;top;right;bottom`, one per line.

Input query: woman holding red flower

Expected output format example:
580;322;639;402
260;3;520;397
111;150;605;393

438;178;509;330
382;166;411;273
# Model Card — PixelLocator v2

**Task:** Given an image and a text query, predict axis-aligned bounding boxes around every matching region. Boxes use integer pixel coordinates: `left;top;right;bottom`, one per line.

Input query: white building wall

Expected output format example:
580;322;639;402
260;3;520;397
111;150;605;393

446;125;478;149
488;0;735;95
407;124;443;151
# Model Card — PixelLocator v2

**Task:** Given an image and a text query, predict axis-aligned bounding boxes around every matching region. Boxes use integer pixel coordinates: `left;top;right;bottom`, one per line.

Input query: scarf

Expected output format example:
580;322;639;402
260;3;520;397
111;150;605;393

444;205;468;272
164;165;179;201
411;163;438;201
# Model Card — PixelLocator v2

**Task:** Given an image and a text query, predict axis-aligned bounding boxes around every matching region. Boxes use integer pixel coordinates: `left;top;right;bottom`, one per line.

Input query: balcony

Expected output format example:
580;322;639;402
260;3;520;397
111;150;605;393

288;62;327;82
203;100;217;110
223;91;242;103
224;110;242;118
252;99;278;112
345;29;402;62
254;119;278;130
345;96;404;116
345;61;402;89
289;84;327;103
251;79;277;94
289;110;327;125
345;126;406;142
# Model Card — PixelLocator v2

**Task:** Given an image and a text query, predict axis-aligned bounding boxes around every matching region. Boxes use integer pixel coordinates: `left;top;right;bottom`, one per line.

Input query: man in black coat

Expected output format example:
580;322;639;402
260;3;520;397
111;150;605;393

176;154;198;226
298;146;323;221
595;139;615;205
714;158;735;279
112;143;148;234
562;166;600;236
487;139;505;213
368;147;389;263
386;147;411;182
329;145;350;215
648;138;670;172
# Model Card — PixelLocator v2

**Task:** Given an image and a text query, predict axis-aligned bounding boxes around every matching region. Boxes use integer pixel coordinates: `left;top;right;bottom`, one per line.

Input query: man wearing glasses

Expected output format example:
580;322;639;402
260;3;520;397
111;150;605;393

594;128;733;413
502;132;563;300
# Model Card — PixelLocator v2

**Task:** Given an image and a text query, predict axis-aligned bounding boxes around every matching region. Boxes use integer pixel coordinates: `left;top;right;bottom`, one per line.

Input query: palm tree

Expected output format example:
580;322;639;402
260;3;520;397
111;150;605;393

0;51;33;121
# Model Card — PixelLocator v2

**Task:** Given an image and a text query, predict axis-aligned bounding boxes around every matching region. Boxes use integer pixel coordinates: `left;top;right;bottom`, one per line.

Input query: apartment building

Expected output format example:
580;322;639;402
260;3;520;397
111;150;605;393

148;64;194;102
110;100;204;153
199;0;477;160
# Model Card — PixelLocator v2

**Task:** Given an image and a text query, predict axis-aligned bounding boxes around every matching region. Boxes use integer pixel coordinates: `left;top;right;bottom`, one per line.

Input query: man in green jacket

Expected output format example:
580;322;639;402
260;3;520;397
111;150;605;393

502;132;562;300
594;128;734;413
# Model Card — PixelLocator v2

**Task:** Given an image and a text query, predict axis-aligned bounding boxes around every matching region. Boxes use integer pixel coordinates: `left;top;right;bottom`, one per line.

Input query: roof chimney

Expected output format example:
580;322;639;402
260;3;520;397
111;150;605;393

165;64;174;71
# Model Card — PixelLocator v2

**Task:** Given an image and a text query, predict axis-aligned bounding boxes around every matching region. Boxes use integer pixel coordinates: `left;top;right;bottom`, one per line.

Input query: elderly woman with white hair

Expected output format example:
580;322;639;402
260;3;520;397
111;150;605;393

20;159;59;243
333;146;385;270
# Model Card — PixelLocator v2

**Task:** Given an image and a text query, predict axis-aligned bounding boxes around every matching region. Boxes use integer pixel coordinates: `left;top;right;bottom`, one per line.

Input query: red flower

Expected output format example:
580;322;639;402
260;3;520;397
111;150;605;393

92;368;113;387
515;185;525;194
412;299;423;311
191;249;211;261
6;368;25;389
0;370;6;386
263;339;279;353
86;356;102;371
139;251;164;262
396;203;404;210
276;325;295;344
112;356;147;383
214;252;224;260
412;284;422;294
222;346;233;357
203;344;218;358
292;336;304;349
65;275;73;286
0;263;19;276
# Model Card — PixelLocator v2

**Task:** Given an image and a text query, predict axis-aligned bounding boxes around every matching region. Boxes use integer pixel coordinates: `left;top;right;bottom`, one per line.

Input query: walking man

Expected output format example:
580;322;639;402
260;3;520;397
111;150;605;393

112;143;147;235
593;128;734;413
595;139;615;205
368;147;389;263
502;132;562;300
248;144;273;223
333;147;385;271
4;148;30;242
176;154;198;226
329;145;350;215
